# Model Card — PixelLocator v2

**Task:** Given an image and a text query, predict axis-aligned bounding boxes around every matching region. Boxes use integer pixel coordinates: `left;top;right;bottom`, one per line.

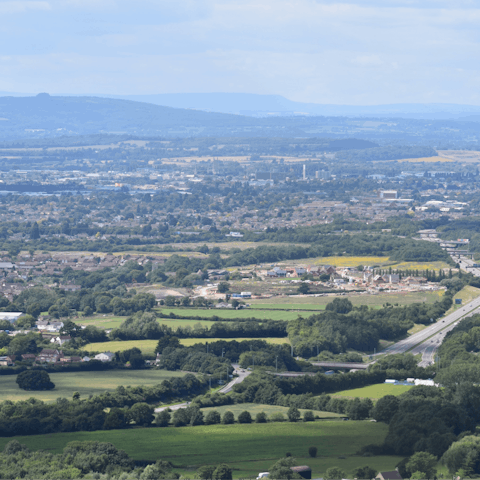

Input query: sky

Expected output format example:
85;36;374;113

1;0;480;105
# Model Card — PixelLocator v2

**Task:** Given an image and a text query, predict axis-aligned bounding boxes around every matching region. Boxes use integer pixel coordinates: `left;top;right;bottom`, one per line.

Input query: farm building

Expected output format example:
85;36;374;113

376;471;402;480
290;466;312;479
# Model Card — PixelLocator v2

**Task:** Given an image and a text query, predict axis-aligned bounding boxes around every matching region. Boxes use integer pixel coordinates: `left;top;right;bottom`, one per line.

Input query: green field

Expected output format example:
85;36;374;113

333;383;412;399
84;337;289;354
0;370;187;403
0;421;404;478
76;316;215;330
447;285;480;314
158;307;301;321
249;291;443;310
200;403;344;419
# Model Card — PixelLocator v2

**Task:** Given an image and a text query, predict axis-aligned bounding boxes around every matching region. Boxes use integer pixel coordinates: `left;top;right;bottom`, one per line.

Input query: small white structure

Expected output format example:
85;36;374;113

0;312;25;323
94;352;114;362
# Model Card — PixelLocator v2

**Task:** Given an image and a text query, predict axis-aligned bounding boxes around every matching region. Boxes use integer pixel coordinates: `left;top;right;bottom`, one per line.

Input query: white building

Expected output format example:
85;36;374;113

0;312;25;323
94;352;114;362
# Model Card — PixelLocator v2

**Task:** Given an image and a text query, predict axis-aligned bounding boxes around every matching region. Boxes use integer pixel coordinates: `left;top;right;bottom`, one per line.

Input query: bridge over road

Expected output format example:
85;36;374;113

309;362;369;370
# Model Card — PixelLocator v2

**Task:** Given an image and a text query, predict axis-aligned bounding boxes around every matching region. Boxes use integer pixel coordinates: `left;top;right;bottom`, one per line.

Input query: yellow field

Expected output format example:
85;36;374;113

312;256;390;267
398;156;453;163
84;338;290;354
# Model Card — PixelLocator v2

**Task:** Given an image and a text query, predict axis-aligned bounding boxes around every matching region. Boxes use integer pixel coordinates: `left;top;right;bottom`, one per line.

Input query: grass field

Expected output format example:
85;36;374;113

158;307;301;321
76;316;215;330
249;291;443;309
84;337;289;354
0;370;187;403
449;285;480;312
200;403;344;419
332;383;412;399
0;421;403;478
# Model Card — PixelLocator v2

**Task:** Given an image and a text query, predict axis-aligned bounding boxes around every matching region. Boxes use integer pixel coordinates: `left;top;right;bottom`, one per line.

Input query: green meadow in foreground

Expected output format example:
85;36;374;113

0;370;187;403
0;421;403;478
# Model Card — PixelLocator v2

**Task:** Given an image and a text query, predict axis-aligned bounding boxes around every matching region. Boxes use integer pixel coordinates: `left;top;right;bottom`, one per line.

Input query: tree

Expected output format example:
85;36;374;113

237;411;252;424
268;457;302;480
197;465;216;480
205;410;221;425
326;298;353;314
217;282;230;293
406;452;437;479
287;406;301;422
128;403;154;427
297;283;310;295
222;411;234;424
155;410;171;427
372;395;399;423
303;411;315;422
255;412;268;423
155;336;181;354
16;370;55;391
103;408;127;430
213;464;233;480
353;466;377;479
325;467;346;479
30;222;40;240
308;446;317;458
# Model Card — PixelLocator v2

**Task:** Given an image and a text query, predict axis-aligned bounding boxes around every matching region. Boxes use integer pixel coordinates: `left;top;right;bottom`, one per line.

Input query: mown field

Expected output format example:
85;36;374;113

0;421;403;478
0;370;186;403
158;307;301;321
76;316;215;330
332;383;412;399
448;285;480;313
249;290;443;310
200;403;344;419
84;337;290;354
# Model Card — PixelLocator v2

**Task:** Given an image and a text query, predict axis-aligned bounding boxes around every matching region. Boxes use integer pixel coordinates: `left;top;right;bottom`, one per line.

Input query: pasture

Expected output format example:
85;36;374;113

0;370;186;403
158;307;300;321
249;290;443;310
332;383;412;399
0;421;403;478
84;337;289;354
200;403;343;419
76;315;215;330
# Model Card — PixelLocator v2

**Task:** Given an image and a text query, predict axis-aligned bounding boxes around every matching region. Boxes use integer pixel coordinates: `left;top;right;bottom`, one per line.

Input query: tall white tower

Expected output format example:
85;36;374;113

303;164;306;180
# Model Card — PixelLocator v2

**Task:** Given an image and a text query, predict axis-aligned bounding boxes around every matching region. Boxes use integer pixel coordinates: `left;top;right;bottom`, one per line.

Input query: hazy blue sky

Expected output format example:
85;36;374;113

1;0;480;105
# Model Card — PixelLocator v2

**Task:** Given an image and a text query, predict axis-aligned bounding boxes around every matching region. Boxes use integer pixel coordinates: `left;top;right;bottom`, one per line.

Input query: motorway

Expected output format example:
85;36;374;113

379;254;480;366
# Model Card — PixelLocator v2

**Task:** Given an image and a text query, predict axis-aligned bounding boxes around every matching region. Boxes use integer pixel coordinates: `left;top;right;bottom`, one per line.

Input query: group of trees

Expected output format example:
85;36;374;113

0;439;179;480
0;373;206;437
288;291;455;356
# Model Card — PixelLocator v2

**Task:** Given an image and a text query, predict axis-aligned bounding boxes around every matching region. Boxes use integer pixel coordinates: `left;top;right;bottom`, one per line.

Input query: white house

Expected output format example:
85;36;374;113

94;352;114;362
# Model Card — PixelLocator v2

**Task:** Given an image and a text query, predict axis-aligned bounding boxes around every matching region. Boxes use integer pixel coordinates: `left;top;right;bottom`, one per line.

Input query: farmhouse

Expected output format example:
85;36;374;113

36;349;64;363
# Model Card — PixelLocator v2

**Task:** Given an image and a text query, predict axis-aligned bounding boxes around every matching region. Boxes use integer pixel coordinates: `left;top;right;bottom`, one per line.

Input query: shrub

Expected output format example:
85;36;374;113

222;411;234;424
270;412;285;422
303;410;315;422
255;412;267;423
325;467;346;480
308;446;317;458
237;411;252;424
16;370;55;391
